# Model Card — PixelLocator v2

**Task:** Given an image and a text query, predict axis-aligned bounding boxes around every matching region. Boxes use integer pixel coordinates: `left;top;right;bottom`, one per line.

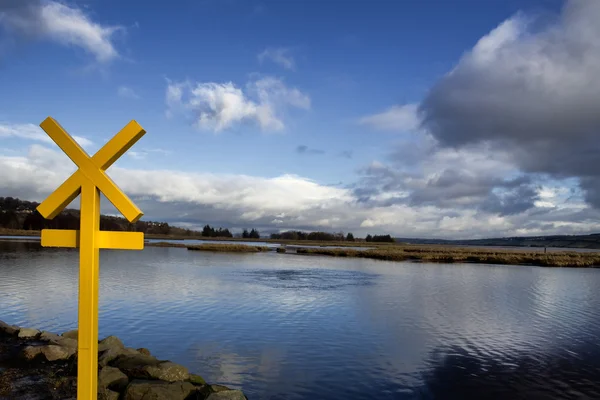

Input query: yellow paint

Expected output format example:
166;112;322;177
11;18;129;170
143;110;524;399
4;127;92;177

37;119;145;221
42;230;144;250
36;117;146;400
77;179;100;400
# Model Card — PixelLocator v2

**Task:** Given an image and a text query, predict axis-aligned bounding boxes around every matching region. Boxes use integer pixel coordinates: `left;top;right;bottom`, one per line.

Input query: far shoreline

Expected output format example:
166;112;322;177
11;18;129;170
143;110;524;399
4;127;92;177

3;229;600;268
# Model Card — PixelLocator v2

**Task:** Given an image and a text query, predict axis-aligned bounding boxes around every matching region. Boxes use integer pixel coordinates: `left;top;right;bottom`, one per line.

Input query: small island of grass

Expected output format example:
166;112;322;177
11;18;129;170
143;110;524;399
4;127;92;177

186;243;271;253
296;246;600;268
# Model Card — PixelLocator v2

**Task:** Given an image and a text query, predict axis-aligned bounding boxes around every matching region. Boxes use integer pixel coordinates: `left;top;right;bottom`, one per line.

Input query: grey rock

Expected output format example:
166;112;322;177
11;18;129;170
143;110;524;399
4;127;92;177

22;345;42;360
39;331;61;342
98;389;120;400
110;353;160;378
137;347;151;356
98;335;125;352
143;361;189;382
57;337;78;348
42;345;77;361
99;347;139;367
22;345;76;361
39;331;77;348
123;380;196;400
0;320;18;335
188;373;206;386
62;329;78;340
211;385;232;393
99;366;129;392
17;328;40;338
207;390;247;400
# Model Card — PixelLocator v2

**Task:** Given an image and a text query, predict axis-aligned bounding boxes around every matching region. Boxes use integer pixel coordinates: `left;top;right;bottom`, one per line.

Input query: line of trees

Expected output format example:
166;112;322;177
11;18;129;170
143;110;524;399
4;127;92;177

242;229;260;239
202;224;233;238
365;234;395;243
269;231;394;242
269;230;357;241
1;197;397;242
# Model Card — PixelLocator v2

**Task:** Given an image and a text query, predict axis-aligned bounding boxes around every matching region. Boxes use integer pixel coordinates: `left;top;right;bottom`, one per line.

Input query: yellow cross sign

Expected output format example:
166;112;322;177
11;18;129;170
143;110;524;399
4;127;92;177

36;117;146;399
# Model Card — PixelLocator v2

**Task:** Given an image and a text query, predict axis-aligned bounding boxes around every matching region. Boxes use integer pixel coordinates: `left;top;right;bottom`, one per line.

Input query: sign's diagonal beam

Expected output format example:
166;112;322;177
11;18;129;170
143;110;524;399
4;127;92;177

37;120;145;220
39;118;144;223
93;120;146;170
37;171;82;220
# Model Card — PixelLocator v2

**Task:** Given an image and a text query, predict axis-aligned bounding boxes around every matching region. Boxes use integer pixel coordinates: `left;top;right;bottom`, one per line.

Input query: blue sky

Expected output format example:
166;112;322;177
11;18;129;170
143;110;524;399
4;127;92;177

2;0;600;239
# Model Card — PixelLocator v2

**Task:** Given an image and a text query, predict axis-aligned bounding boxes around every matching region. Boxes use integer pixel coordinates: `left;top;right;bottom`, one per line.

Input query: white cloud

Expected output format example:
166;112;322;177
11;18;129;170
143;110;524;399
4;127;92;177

0;122;93;149
0;1;123;63
166;76;310;132
118;86;140;99
2;144;600;239
359;104;421;132
127;148;171;160
258;47;295;70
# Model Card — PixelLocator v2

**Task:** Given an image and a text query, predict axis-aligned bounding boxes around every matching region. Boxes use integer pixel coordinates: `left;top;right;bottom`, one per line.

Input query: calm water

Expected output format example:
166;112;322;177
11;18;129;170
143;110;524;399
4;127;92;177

1;241;600;399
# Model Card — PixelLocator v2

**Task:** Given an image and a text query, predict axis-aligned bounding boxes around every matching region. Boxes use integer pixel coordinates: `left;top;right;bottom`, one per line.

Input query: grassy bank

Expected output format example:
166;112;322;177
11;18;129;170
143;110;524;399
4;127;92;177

187;243;271;253
296;246;600;268
146;241;188;248
0;228;40;236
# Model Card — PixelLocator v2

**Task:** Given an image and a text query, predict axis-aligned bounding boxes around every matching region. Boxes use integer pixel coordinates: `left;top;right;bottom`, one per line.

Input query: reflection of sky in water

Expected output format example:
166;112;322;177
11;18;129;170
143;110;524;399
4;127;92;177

1;242;600;399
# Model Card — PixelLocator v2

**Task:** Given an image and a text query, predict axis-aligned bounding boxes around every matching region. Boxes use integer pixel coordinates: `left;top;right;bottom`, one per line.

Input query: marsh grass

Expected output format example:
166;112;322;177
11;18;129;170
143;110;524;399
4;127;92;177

186;244;271;253
296;246;600;268
0;228;40;236
147;241;187;248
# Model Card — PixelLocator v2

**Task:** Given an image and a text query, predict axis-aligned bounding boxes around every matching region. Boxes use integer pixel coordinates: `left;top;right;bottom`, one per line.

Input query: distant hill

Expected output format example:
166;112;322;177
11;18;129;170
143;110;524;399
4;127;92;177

396;234;600;249
0;196;201;236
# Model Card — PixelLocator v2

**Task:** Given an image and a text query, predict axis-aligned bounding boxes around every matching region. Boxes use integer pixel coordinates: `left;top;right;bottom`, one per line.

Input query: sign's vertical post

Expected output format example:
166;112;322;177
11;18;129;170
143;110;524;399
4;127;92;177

77;180;101;399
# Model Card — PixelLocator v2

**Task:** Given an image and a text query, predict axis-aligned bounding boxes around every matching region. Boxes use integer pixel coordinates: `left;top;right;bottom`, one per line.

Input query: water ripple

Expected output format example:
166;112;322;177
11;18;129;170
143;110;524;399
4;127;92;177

2;243;600;399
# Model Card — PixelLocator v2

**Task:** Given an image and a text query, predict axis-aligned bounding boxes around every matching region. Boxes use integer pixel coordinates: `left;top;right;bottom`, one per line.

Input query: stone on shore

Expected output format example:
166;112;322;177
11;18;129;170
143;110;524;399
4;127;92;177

137;347;151;356
1;328;246;400
62;329;78;340
0;320;18;336
206;390;247;400
211;385;232;392
40;331;78;348
99;335;125;352
39;330;61;342
98;388;120;400
143;361;190;382
189;373;206;385
99;366;129;392
111;354;190;382
99;346;140;367
22;344;76;361
17;327;40;338
123;380;196;400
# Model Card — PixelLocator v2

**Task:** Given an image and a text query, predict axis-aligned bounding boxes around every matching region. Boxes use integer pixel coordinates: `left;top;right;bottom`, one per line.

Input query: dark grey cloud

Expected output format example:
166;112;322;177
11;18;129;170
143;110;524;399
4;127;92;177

481;182;540;216
355;155;539;216
419;0;600;207
296;145;325;155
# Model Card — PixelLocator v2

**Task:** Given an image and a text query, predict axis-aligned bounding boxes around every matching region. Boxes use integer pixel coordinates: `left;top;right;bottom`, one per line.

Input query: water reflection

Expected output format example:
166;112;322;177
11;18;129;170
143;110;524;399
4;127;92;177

1;242;600;399
419;343;600;399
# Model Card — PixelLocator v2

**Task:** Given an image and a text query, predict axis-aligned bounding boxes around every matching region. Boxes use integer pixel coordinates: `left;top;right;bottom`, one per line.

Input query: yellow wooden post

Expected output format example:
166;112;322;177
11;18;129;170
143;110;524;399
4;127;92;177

36;117;146;399
77;180;101;399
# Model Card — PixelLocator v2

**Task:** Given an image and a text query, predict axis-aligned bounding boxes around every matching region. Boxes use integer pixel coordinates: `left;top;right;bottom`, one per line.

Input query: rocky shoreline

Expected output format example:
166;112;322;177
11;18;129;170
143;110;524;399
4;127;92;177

0;320;247;400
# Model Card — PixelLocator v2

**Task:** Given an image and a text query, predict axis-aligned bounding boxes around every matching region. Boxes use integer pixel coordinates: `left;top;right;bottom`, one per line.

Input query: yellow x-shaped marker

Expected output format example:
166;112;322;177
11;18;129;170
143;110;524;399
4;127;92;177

38;117;145;250
37;116;147;400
